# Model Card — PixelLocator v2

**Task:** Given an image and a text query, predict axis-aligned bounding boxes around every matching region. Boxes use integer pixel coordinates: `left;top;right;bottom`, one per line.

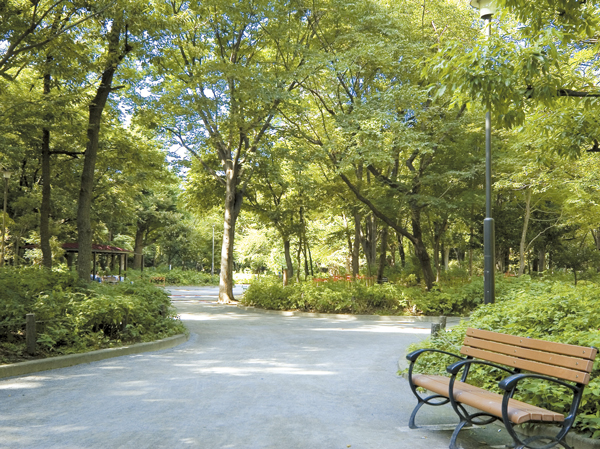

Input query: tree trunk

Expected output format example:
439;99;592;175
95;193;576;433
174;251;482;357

308;243;314;277
444;246;450;271
218;167;244;303
284;239;293;278
433;237;440;282
377;226;388;282
40;103;52;269
411;211;435;290
432;219;448;283
77;22;127;281
300;207;309;279
518;189;532;277
398;234;405;268
361;214;377;275
352;210;361;277
295;236;302;282
468;204;474;276
539;247;546;272
338;171;434;289
133;225;144;270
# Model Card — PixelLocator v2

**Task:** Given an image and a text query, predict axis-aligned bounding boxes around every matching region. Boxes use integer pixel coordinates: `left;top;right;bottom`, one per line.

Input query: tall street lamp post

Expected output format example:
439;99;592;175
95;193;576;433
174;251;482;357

1;168;12;267
470;0;496;304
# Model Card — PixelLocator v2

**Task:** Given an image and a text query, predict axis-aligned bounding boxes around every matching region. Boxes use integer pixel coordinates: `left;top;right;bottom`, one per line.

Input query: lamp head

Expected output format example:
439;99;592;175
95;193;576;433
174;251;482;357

470;0;496;17
1;170;11;179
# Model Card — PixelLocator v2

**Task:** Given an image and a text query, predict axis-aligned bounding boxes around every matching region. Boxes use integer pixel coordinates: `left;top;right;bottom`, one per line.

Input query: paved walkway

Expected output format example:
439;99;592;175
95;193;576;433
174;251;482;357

0;286;509;448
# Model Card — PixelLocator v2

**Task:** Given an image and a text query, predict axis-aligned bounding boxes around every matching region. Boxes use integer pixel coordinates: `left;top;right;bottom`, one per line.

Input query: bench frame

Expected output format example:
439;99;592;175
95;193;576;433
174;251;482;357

406;329;597;449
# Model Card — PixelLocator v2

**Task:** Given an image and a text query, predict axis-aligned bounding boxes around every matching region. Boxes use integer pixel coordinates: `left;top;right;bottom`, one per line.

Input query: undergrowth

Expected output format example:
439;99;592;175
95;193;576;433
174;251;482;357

240;275;530;315
124;268;218;286
0;267;186;363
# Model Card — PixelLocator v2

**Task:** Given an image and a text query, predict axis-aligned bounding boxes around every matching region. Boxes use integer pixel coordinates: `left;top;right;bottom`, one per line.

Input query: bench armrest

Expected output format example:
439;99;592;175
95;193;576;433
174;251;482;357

498;373;579;394
446;359;515;376
406;348;463;363
498;372;585;445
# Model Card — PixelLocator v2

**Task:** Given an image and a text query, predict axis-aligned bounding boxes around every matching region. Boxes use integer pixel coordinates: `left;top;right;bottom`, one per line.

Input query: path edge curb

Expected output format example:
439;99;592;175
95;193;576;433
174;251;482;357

0;333;189;379
236;304;468;323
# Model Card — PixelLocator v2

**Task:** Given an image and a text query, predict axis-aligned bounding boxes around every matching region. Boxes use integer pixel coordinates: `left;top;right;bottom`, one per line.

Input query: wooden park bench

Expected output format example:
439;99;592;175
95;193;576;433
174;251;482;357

406;328;598;449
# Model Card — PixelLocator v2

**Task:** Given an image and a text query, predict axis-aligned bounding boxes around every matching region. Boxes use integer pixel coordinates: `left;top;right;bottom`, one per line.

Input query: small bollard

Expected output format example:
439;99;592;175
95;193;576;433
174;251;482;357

431;316;447;339
26;313;36;356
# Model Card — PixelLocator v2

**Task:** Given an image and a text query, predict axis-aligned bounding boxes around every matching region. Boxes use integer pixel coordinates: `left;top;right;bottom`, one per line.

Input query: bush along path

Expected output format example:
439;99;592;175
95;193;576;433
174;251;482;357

0;267;186;364
240;275;530;316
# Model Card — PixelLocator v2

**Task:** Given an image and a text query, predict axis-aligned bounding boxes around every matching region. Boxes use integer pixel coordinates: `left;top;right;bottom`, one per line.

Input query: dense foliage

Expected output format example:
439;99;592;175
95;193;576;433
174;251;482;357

240;275;503;316
404;277;600;437
2;0;600;300
126;268;218;286
0;267;186;363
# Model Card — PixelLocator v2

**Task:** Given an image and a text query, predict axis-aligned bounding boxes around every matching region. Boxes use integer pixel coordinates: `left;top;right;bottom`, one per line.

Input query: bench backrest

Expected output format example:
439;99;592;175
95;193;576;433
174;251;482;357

461;328;598;385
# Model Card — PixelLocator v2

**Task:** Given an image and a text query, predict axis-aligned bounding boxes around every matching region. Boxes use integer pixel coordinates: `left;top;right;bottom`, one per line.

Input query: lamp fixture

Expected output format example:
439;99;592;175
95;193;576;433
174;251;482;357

470;0;497;17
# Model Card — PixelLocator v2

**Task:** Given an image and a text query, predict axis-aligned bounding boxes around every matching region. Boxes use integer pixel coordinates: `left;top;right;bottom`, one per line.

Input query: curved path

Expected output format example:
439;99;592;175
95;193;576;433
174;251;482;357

0;287;506;448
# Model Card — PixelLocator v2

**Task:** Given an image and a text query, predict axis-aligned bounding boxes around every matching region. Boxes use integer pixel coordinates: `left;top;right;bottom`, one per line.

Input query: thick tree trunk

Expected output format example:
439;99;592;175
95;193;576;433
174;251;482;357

133;225;144;270
518;189;532;277
77;23;126;281
377;226;388;282
219;168;243;303
284;239;293;278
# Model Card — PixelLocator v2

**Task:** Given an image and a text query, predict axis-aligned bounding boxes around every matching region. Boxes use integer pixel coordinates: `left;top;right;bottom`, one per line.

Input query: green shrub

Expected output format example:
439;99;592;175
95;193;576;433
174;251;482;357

0;267;186;361
241;275;499;316
125;268;217;286
242;277;411;315
404;279;600;437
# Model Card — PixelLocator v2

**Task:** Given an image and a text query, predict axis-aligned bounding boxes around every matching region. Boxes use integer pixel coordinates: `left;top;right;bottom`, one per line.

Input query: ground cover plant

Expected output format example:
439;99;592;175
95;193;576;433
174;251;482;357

0;267;186;364
124;268;218;286
239;275;513;315
404;278;600;437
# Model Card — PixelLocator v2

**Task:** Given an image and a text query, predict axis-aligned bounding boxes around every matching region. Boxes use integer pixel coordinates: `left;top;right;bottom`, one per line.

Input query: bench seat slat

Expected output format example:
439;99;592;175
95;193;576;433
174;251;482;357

460;346;590;384
463;337;594;373
466;328;597;361
412;374;565;424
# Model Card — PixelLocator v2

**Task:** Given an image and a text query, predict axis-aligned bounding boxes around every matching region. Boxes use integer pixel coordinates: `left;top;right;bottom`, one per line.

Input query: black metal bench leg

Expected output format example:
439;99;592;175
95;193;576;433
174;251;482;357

449;419;469;449
408;400;425;429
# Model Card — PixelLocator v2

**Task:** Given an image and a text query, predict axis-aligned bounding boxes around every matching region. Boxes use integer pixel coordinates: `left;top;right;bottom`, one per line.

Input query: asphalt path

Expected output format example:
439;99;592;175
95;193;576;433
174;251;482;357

0;286;509;449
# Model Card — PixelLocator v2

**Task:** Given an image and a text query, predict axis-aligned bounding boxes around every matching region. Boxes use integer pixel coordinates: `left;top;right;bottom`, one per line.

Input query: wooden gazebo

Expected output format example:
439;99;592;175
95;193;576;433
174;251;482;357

62;243;131;279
